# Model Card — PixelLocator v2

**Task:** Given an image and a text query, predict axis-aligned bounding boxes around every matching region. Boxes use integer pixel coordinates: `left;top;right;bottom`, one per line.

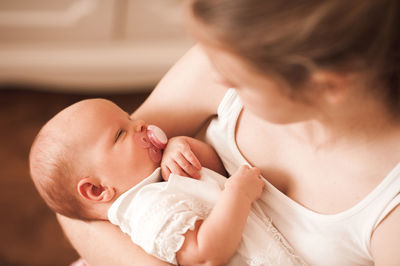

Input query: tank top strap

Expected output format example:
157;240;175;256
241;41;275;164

216;88;242;119
205;89;245;176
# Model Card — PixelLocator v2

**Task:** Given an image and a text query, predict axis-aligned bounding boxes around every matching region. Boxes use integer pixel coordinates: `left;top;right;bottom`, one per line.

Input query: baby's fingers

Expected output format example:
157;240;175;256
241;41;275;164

181;148;202;170
161;164;172;181
257;179;265;198
249;166;261;177
167;160;189;177
175;153;201;179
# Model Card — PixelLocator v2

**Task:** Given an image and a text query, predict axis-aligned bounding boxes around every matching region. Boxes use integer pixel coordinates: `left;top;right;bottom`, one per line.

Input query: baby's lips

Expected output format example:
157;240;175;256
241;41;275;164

146;125;168;150
134;131;151;148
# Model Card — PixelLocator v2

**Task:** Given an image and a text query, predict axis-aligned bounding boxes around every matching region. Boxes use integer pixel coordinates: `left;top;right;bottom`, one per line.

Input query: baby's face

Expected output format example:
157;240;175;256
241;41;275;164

59;99;160;194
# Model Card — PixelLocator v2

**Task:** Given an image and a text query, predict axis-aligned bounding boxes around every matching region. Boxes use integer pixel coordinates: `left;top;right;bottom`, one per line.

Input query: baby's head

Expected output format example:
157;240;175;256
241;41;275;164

29;99;164;220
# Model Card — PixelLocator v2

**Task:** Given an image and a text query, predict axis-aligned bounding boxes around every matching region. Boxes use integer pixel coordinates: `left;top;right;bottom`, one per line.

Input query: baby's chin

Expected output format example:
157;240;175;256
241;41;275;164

146;160;162;176
148;146;163;164
154;162;162;170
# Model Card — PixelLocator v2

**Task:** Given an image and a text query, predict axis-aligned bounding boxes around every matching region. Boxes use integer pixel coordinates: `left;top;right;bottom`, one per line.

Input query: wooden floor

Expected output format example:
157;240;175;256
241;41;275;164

0;87;150;266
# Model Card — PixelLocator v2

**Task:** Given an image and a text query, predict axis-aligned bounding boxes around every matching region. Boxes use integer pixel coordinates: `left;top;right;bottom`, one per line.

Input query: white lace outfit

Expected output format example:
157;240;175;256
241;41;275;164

205;89;400;265
108;167;306;265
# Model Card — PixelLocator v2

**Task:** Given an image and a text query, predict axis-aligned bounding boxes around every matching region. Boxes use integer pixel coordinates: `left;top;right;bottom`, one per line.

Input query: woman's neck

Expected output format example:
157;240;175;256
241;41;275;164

285;97;400;150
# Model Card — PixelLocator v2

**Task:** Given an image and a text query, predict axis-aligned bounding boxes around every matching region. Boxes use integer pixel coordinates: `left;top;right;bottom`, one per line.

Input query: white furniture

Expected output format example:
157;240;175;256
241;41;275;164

0;0;193;92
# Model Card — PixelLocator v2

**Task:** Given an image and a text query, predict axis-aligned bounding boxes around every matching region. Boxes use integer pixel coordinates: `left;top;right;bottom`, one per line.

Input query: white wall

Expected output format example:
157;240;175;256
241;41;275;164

0;0;194;92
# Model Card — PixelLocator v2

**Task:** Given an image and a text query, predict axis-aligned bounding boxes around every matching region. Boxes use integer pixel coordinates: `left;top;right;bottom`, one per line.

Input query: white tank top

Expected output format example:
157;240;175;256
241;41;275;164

205;89;400;266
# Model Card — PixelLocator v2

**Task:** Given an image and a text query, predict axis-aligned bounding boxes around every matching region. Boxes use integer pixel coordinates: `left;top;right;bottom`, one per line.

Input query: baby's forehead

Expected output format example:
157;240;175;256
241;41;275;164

45;103;82;130
53;98;124;133
44;99;125;142
54;99;116;122
72;99;122;116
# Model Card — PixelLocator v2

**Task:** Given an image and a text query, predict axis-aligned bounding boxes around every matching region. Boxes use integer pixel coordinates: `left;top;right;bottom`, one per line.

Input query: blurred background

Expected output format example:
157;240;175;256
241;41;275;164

0;0;193;265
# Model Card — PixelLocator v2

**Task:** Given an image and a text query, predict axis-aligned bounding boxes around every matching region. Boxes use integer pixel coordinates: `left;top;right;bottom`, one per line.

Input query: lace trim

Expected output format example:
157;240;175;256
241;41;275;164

126;188;307;265
155;211;202;264
245;215;308;266
130;192;212;264
155;196;211;264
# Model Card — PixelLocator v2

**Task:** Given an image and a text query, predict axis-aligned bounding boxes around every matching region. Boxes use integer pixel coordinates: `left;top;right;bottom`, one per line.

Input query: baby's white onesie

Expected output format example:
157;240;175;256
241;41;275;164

108;167;306;265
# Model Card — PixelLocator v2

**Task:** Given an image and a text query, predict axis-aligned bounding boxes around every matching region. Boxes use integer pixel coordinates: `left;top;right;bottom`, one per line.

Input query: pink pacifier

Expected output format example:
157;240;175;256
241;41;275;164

134;124;168;163
146;125;168;150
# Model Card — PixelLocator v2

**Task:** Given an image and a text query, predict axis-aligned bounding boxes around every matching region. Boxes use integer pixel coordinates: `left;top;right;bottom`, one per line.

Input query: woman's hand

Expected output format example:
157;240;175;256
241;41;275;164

161;136;202;180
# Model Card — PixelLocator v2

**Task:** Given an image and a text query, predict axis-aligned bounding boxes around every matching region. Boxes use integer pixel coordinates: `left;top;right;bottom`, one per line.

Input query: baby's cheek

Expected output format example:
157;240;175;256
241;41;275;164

148;147;162;163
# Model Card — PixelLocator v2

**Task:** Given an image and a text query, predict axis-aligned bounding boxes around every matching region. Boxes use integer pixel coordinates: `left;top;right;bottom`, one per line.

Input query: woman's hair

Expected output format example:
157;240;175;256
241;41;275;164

189;0;399;113
29;128;93;221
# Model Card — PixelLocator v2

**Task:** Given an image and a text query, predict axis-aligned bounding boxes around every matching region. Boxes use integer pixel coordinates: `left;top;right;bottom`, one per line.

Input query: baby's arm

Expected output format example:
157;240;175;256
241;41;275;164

161;136;227;180
176;165;264;266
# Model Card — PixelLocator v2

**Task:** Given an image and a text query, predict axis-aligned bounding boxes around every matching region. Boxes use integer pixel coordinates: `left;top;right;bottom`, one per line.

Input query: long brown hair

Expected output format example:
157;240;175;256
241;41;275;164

189;0;399;113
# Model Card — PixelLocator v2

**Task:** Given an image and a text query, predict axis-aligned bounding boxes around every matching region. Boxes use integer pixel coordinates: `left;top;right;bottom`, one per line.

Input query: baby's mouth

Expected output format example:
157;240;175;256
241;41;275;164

134;125;168;163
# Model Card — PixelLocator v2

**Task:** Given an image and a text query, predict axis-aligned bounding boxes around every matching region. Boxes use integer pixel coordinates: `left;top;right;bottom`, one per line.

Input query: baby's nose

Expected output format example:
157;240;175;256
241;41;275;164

134;120;146;132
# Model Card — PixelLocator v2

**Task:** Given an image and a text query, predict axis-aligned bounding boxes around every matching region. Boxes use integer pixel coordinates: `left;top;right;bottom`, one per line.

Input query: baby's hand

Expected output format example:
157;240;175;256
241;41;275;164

161;136;202;181
225;165;264;203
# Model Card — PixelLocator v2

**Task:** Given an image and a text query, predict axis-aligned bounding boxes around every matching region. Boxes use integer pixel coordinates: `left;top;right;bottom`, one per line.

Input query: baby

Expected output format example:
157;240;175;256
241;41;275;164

29;99;306;266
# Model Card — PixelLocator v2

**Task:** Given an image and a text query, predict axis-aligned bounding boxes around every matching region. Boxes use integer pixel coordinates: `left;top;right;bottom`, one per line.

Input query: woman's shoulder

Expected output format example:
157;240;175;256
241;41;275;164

370;197;400;263
134;45;228;136
156;44;228;113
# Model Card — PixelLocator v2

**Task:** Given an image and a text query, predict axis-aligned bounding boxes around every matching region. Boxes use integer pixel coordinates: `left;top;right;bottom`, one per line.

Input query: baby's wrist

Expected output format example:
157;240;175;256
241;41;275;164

224;181;254;205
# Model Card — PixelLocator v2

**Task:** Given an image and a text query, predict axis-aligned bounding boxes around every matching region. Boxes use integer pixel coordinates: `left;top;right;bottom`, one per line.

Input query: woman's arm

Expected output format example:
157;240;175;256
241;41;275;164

57;215;170;266
58;45;227;265
132;44;227;137
371;205;400;265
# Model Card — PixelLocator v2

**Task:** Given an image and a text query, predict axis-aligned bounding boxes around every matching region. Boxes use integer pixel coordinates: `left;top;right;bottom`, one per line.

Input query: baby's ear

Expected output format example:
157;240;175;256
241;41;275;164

77;177;115;203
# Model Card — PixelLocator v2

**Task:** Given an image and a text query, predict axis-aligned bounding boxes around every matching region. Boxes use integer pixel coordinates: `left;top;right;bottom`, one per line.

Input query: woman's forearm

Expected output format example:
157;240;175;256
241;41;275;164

57;215;171;266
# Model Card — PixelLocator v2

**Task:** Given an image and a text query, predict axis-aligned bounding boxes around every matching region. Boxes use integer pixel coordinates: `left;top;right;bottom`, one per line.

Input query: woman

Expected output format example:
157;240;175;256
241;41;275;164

59;0;400;265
